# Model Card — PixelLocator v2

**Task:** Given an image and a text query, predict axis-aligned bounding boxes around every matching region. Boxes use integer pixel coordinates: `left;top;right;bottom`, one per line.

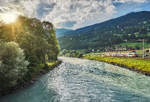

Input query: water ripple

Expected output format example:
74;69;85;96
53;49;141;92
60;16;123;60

1;57;150;102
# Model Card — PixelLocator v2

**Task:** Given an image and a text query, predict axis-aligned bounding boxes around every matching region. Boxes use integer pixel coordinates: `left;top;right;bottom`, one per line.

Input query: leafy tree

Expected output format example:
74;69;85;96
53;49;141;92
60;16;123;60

16;32;49;66
0;42;29;91
0;16;60;94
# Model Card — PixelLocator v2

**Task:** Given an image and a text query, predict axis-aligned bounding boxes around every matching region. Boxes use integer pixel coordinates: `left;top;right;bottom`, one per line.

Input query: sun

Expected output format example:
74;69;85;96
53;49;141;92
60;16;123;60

0;12;18;24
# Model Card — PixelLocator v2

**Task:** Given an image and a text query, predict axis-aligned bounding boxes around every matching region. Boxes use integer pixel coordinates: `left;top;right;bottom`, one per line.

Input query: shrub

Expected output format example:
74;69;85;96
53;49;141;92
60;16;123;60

0;42;29;91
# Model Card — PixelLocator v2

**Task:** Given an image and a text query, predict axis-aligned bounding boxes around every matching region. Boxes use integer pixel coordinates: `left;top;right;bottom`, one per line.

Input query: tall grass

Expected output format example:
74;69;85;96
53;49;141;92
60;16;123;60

83;55;150;75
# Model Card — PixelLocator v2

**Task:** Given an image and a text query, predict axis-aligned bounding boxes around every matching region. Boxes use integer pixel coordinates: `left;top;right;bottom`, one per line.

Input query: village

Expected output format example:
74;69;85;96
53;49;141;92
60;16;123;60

101;48;150;58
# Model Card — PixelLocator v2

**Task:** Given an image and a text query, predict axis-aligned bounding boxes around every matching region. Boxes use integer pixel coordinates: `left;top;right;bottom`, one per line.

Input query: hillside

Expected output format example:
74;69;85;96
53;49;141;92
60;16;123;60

58;11;150;52
56;28;74;37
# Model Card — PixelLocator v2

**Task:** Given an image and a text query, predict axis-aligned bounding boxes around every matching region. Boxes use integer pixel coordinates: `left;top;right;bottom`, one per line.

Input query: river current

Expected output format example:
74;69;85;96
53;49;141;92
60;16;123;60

1;57;150;102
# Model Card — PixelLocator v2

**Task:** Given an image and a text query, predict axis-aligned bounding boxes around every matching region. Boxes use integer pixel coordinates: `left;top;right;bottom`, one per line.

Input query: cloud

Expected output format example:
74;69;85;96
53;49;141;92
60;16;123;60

0;0;40;17
40;0;117;29
37;3;56;18
113;0;148;3
0;0;117;29
0;0;149;29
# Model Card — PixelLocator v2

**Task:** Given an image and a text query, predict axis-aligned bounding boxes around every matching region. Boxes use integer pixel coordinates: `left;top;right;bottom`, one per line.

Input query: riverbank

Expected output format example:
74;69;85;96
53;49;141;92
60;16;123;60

83;55;150;76
0;60;62;96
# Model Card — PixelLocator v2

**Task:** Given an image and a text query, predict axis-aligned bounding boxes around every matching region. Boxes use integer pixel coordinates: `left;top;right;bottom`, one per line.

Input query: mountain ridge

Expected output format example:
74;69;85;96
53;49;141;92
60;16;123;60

64;11;150;35
58;11;150;51
56;28;74;37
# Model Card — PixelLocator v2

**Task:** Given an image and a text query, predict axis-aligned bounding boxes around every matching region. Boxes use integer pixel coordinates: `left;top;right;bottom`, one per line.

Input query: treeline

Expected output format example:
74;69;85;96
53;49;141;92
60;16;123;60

0;16;59;95
60;49;83;58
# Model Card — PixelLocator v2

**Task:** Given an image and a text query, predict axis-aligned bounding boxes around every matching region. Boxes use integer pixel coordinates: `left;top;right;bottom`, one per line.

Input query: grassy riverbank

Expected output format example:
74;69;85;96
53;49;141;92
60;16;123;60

0;60;61;96
83;55;150;76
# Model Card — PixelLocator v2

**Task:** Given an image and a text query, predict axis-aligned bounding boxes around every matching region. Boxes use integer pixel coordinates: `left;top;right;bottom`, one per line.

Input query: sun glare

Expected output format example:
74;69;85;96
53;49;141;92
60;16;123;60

0;12;18;24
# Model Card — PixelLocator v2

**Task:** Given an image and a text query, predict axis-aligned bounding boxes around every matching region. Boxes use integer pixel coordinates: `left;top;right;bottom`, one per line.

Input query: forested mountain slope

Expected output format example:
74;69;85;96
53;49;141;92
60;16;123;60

59;11;150;51
56;28;74;37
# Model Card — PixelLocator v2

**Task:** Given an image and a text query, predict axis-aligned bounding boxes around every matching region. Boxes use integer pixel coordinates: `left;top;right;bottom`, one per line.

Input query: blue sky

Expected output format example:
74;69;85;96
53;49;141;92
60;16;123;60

114;1;150;17
0;0;150;29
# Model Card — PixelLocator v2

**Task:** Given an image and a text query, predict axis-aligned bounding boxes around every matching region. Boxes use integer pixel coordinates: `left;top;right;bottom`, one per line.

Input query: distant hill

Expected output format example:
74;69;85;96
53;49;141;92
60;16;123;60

58;11;150;51
56;28;74;37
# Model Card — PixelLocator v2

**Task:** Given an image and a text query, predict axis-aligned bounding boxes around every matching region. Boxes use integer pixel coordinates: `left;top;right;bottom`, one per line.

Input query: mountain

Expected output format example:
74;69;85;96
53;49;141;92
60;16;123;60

56;28;74;37
58;11;150;52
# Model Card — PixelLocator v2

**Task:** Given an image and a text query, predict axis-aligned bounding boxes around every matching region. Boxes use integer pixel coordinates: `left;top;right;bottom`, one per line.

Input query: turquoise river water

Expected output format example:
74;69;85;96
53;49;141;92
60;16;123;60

1;57;150;102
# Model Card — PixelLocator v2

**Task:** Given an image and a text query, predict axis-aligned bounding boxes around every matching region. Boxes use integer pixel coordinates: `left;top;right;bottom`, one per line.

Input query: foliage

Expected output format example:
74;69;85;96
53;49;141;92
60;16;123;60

118;42;150;50
60;49;83;58
46;61;62;69
16;32;50;65
29;61;61;75
0;16;59;64
0;16;60;94
0;42;29;91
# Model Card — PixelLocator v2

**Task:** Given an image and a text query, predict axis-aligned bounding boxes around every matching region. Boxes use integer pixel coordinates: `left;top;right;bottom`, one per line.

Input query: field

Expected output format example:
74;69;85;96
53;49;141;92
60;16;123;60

116;42;150;49
83;55;150;75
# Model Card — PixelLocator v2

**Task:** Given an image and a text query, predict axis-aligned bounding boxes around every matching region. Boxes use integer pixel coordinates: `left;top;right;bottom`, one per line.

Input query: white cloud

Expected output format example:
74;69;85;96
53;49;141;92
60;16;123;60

0;0;148;29
40;0;117;29
0;0;117;29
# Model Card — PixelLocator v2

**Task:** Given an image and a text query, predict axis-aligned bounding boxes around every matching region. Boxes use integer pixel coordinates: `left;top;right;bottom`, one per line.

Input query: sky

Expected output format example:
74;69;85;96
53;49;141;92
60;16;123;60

0;0;150;29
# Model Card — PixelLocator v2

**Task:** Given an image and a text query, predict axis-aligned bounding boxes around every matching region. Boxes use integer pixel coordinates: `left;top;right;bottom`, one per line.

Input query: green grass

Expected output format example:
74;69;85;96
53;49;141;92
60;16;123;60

83;55;150;75
118;42;150;48
30;60;61;78
46;60;62;69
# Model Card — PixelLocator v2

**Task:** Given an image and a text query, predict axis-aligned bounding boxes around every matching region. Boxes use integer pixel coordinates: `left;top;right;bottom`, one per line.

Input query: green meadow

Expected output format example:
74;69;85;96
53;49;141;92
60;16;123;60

83;55;150;75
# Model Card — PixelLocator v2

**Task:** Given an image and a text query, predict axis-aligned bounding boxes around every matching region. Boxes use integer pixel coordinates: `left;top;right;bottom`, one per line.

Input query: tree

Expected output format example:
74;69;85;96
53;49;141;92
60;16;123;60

0;42;29;91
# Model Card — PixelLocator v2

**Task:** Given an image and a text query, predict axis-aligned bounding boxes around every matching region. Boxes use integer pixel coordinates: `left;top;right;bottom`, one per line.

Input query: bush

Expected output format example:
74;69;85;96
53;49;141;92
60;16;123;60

0;42;29;91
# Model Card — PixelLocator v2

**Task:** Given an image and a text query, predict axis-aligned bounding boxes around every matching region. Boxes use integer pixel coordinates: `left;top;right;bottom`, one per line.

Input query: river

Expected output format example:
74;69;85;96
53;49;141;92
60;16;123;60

1;57;150;102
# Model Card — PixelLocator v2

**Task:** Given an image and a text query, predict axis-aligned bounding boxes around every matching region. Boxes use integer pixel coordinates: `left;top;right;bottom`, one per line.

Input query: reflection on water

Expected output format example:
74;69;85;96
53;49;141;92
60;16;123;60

1;57;150;102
